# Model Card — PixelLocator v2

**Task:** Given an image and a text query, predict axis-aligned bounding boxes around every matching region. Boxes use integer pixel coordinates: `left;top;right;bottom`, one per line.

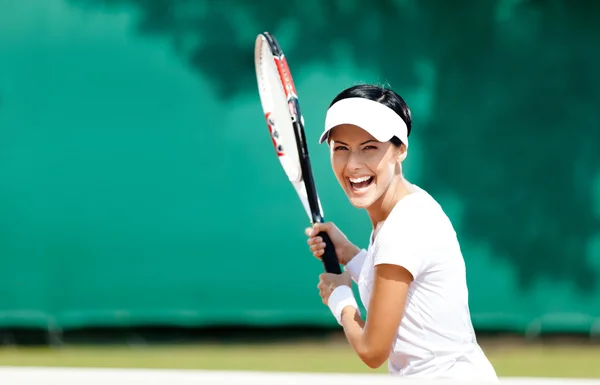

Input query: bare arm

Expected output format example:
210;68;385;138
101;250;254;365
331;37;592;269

340;264;412;369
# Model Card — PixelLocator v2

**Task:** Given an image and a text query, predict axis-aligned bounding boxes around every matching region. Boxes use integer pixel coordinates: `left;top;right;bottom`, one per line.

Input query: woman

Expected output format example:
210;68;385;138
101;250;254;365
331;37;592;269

305;84;498;381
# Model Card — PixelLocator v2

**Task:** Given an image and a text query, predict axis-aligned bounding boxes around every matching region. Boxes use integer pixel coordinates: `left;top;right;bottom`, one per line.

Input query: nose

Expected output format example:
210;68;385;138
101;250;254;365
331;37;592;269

346;150;363;171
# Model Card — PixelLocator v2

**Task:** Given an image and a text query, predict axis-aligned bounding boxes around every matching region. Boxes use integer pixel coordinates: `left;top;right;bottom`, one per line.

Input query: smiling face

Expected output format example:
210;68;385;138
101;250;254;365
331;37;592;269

329;124;406;209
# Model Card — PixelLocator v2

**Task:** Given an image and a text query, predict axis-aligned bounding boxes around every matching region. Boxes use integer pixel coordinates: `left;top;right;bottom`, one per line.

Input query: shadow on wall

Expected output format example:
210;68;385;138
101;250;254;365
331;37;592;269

66;0;600;292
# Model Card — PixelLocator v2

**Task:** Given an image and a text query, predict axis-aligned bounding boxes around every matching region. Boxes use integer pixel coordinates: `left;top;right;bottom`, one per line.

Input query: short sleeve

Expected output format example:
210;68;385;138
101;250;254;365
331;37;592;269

372;204;432;280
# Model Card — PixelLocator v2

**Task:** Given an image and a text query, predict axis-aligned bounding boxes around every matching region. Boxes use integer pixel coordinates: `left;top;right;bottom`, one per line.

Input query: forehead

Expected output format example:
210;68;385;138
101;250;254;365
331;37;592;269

328;124;376;143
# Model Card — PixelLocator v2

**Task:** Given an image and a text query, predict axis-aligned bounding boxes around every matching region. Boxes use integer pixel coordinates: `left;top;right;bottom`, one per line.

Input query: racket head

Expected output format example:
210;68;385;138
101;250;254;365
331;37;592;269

254;32;313;220
254;33;301;181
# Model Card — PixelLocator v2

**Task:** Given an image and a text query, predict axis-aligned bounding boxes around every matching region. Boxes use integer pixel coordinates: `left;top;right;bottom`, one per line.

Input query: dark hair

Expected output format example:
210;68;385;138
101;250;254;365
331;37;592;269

329;84;412;147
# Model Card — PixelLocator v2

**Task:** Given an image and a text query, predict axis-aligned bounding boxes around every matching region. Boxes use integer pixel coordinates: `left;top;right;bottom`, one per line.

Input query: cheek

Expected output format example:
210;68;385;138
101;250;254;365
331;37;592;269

330;165;344;186
373;159;396;184
330;155;346;178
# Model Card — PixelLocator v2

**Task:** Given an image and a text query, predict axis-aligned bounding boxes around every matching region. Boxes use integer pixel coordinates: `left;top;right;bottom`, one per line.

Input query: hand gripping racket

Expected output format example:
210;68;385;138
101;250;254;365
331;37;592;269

254;32;342;275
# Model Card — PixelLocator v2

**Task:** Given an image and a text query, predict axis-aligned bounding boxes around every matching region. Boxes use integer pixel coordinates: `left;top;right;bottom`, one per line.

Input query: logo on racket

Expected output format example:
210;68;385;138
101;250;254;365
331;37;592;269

265;112;284;157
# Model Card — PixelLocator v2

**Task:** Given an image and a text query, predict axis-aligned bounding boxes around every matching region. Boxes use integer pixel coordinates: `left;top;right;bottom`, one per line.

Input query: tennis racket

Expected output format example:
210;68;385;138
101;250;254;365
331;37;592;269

254;32;342;275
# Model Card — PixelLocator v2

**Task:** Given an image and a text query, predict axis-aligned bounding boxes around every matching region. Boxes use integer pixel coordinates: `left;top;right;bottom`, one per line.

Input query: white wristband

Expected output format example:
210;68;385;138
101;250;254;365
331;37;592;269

327;285;359;325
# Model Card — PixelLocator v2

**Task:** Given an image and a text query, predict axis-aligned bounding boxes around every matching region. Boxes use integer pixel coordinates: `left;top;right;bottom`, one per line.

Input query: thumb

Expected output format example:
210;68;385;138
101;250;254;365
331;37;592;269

310;222;331;237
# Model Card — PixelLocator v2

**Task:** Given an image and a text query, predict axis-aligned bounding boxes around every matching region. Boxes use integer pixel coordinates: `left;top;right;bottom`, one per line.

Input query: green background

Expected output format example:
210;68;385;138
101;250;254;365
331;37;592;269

1;0;599;335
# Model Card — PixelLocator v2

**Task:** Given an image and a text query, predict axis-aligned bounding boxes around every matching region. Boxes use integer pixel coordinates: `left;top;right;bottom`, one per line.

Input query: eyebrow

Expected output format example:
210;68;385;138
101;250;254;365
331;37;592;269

334;140;377;145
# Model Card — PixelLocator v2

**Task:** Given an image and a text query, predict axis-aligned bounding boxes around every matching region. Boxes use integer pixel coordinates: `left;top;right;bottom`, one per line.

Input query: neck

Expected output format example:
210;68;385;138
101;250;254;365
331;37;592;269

366;175;416;230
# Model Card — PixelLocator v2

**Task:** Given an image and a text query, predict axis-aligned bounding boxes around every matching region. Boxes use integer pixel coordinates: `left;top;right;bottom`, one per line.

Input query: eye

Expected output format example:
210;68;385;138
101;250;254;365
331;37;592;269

363;145;377;150
333;145;348;151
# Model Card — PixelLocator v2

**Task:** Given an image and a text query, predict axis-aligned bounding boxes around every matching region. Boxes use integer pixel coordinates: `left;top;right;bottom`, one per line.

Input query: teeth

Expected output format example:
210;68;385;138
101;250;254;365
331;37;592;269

349;176;371;183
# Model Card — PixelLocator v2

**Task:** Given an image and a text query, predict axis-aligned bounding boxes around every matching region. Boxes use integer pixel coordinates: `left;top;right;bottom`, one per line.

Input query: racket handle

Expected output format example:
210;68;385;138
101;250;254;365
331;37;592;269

318;231;342;274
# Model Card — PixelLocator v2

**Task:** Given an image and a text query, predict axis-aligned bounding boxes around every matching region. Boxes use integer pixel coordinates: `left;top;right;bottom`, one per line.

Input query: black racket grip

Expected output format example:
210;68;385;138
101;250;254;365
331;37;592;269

318;231;342;274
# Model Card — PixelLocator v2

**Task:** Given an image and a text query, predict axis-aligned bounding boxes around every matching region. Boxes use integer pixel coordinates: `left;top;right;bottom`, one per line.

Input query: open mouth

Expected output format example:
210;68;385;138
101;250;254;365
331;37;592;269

348;176;374;193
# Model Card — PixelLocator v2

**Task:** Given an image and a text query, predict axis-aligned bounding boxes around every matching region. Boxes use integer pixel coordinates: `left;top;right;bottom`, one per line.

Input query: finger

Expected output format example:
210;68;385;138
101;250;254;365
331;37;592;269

321;273;334;280
314;249;324;259
310;242;326;252
307;236;323;246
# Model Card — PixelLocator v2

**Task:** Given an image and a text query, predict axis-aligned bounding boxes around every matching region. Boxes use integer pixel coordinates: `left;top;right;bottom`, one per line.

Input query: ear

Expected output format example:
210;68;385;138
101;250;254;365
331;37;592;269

396;143;408;163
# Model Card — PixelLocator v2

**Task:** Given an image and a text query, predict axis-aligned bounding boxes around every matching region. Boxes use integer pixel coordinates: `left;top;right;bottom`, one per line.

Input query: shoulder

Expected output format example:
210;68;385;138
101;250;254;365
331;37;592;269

381;186;453;237
371;187;458;279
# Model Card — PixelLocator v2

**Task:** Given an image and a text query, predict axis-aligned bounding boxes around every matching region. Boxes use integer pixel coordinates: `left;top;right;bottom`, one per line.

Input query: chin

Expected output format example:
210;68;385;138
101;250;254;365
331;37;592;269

347;195;374;209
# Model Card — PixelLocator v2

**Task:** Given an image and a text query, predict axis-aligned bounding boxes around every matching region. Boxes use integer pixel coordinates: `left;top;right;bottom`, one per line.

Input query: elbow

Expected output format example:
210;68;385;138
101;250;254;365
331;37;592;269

359;349;388;369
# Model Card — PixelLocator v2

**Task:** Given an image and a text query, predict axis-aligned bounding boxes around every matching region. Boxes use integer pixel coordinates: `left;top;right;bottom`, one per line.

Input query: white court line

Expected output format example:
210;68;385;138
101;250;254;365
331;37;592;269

0;367;599;385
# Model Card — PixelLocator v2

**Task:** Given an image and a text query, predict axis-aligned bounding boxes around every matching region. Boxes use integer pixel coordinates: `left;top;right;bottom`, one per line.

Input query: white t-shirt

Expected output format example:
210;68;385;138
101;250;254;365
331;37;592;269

344;187;498;382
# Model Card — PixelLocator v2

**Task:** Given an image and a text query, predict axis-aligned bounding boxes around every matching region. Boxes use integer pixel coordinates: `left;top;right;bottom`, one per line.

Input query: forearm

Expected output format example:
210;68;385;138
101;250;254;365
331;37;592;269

344;244;361;264
340;307;386;369
341;306;365;336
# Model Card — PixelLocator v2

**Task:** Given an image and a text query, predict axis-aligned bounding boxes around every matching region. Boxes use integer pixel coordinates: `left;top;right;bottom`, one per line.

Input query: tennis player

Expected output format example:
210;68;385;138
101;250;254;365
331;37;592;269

305;84;498;381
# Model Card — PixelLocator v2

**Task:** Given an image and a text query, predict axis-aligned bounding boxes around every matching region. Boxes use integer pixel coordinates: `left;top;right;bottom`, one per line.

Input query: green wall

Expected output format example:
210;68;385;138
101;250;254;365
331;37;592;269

1;0;599;335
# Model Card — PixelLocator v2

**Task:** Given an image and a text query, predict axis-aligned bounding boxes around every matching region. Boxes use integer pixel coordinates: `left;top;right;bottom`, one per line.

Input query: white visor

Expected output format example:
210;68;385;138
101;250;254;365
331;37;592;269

319;97;408;148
